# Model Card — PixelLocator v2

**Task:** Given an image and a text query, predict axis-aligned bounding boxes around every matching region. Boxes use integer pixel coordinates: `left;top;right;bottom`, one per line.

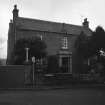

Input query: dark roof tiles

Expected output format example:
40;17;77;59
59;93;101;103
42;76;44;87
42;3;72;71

15;17;92;36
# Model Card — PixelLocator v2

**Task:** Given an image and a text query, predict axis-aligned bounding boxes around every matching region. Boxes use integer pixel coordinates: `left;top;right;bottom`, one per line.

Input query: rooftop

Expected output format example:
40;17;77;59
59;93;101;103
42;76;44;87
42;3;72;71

14;17;92;36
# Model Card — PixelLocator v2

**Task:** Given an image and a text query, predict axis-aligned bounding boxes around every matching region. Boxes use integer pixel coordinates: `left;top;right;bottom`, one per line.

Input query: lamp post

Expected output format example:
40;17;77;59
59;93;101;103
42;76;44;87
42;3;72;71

25;47;29;62
32;56;35;88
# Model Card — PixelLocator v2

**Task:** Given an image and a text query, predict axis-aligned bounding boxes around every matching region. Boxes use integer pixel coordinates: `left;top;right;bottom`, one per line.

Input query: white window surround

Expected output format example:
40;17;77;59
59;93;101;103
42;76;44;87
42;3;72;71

62;37;68;49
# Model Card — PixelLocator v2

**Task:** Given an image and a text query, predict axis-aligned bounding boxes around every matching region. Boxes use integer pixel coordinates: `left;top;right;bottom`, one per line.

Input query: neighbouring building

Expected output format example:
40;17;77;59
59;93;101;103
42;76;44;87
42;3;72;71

7;5;92;74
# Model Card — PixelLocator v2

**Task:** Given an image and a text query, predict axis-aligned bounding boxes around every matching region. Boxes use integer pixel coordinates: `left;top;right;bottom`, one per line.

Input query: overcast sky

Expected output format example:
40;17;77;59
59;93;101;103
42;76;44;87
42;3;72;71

0;0;105;58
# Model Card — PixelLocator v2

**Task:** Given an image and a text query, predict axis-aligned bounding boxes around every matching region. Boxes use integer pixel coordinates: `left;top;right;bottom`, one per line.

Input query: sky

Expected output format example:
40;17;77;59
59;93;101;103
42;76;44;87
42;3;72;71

0;0;105;58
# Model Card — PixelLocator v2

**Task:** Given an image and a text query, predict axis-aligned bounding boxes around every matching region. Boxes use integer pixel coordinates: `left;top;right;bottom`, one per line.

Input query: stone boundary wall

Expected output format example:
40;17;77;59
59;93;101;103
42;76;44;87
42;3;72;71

0;65;31;88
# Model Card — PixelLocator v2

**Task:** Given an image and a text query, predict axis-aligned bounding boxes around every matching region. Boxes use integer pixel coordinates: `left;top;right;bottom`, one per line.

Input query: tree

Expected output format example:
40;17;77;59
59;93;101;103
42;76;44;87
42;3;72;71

29;38;47;59
75;26;105;80
75;31;90;58
13;37;47;65
90;26;105;55
75;26;105;58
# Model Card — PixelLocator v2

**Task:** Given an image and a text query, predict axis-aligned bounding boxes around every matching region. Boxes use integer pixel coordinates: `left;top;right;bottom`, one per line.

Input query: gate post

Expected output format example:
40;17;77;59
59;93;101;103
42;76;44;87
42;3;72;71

24;64;32;88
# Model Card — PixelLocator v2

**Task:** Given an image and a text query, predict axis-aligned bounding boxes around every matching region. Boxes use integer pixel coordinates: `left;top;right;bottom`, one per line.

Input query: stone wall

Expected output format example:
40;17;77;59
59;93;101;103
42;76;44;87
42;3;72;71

16;29;77;55
0;65;31;88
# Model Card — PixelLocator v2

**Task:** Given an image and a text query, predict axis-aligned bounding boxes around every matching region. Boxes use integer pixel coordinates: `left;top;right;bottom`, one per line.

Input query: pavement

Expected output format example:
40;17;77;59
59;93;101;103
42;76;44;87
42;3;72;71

0;87;105;105
1;83;105;91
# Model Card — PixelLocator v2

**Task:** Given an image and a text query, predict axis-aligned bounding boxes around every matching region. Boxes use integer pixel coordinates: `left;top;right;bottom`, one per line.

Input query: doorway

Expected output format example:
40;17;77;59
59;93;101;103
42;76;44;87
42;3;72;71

61;57;70;73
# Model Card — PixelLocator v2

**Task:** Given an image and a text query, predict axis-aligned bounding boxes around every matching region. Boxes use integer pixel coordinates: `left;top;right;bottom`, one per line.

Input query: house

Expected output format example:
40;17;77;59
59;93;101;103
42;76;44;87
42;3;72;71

7;5;92;74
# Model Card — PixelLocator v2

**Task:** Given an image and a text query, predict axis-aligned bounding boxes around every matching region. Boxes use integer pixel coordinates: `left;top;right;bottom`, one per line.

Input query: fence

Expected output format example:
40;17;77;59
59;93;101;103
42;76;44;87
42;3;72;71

0;65;98;89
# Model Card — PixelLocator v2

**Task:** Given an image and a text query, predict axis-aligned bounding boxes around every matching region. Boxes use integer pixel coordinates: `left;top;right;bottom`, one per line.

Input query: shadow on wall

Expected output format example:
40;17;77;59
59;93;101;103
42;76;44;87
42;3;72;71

72;50;84;74
47;55;59;73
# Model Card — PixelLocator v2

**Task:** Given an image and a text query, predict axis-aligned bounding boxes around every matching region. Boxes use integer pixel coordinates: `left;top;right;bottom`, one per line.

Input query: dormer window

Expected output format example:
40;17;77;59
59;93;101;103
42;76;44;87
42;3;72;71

62;37;68;49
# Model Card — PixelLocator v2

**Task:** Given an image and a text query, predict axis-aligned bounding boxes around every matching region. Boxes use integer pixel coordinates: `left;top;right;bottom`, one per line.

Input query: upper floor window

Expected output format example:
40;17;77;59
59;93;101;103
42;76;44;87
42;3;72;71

62;37;68;49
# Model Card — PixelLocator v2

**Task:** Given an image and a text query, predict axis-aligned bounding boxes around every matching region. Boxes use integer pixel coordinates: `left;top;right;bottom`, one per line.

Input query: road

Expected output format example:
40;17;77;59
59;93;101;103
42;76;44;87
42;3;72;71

0;88;105;105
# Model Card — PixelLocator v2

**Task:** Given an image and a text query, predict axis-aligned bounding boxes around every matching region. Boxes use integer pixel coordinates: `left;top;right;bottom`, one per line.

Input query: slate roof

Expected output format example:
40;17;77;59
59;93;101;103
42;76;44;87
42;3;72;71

15;17;92;36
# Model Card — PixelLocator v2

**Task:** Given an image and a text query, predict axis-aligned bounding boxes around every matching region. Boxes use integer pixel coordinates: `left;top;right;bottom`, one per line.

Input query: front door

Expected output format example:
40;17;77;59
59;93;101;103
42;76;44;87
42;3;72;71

62;57;69;73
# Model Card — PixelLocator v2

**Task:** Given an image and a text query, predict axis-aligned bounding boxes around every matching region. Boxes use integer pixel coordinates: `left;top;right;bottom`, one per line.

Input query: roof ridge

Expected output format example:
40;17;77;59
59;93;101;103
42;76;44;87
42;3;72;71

18;17;82;28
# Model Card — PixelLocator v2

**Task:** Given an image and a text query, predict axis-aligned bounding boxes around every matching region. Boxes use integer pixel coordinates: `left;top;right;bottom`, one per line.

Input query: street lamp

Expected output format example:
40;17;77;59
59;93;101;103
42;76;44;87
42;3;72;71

32;56;35;88
25;47;29;62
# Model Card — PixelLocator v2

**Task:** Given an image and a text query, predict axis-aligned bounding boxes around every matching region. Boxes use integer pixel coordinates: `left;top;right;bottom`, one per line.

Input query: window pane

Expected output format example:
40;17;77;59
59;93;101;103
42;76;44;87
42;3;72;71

62;37;68;49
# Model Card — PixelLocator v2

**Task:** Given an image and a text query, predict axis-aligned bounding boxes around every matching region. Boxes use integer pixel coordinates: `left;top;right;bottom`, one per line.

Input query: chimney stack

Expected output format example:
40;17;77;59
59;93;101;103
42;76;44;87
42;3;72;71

82;18;89;28
12;5;19;21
